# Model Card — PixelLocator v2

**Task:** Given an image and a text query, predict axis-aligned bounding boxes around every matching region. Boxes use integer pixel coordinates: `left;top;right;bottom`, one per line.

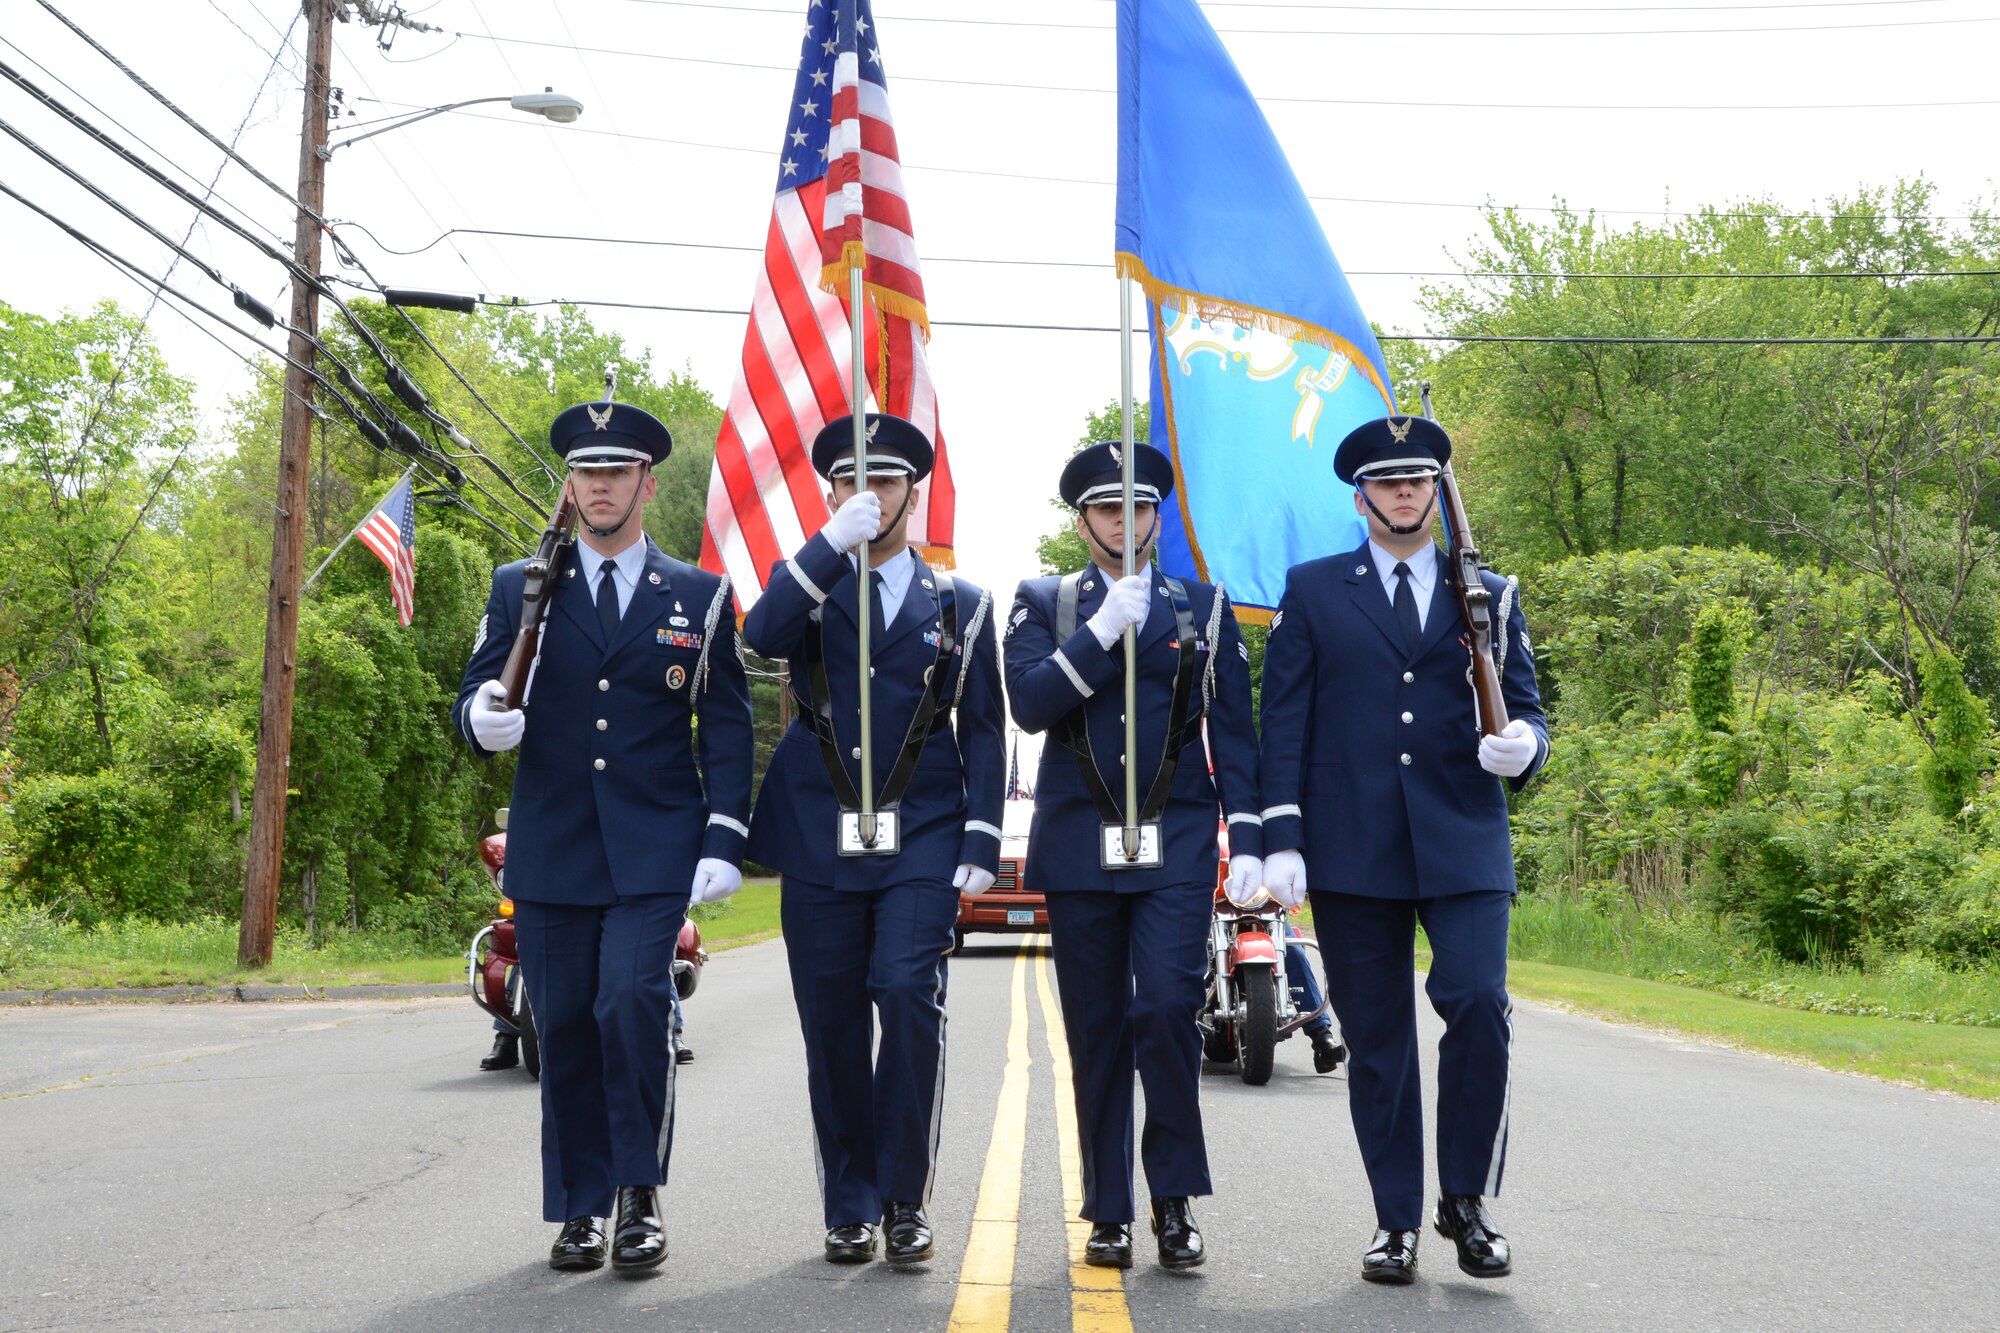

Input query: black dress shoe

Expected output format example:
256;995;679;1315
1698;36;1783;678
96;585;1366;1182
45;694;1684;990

1434;1195;1511;1277
882;1202;934;1264
480;1032;519;1071
1311;1031;1346;1074
1084;1222;1133;1269
674;1041;694;1064
1361;1228;1419;1284
1149;1197;1205;1269
549;1216;608;1271
824;1222;877;1263
611;1186;667;1271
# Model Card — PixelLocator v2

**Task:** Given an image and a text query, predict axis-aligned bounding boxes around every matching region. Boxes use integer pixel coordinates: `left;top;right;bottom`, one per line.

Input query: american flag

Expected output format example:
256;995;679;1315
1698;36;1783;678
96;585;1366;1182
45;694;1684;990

354;472;417;627
700;0;954;609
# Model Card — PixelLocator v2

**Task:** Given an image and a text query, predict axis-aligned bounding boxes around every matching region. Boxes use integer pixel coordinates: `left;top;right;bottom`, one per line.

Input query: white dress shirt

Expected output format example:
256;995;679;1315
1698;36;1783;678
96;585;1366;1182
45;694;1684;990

576;535;650;618
1368;540;1438;633
848;547;921;626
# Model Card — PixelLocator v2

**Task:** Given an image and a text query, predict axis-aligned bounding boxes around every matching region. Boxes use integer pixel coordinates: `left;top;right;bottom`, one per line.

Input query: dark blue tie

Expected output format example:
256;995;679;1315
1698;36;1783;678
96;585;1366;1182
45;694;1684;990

1393;561;1421;652
869;569;887;641
596;565;621;642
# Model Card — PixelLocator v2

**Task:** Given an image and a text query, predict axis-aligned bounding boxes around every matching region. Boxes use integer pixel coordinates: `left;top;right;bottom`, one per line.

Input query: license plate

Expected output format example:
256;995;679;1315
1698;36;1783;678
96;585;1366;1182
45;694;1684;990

1006;910;1034;926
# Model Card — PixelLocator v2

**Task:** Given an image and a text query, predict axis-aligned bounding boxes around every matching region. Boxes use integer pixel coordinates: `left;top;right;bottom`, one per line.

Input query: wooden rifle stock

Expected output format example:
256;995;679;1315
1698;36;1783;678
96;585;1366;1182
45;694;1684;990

497;481;577;711
1420;383;1508;738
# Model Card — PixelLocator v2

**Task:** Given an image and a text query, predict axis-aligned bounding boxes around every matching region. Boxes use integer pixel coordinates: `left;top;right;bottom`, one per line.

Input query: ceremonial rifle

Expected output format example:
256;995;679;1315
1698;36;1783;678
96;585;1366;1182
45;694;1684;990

1420;381;1508;738
495;368;613;710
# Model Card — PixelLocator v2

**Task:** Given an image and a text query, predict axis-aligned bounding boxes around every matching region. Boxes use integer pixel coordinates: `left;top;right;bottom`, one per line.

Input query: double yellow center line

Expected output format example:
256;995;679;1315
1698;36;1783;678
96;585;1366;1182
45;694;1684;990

948;937;1134;1333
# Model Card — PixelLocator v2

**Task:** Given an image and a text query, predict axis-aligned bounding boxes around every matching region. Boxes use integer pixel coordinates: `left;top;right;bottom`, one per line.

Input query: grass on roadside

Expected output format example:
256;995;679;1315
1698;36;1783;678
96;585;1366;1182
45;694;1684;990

1499;955;2000;1102
1389;895;2000;1101
0;879;786;992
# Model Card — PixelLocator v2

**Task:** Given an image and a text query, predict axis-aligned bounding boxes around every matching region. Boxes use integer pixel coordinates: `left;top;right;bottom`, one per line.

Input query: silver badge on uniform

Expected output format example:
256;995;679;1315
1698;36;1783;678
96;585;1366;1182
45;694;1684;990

670;615;689;627
667;665;687;690
649;571;662;585
471;613;488;654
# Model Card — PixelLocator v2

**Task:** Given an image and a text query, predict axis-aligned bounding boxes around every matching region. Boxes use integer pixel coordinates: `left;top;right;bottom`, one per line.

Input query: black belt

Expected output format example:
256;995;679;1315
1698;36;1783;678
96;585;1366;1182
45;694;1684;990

1049;569;1202;825
793;569;959;813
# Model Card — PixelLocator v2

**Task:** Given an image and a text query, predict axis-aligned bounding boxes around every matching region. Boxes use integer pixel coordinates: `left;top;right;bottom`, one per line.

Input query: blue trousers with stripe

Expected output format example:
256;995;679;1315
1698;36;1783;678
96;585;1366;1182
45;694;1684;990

513;894;687;1223
781;875;958;1229
1044;886;1213;1224
1311;889;1514;1232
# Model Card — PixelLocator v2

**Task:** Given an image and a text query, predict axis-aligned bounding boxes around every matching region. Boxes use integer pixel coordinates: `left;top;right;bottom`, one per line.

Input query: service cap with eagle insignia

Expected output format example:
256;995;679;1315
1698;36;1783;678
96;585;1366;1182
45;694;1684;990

1333;415;1452;485
811;412;935;482
1059;438;1175;509
551;399;674;470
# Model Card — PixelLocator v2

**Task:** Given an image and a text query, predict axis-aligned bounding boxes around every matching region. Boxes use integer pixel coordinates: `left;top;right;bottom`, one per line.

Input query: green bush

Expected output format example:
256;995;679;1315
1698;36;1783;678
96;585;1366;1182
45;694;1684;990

7;771;179;923
1517;685;1964;963
1528;546;1893;729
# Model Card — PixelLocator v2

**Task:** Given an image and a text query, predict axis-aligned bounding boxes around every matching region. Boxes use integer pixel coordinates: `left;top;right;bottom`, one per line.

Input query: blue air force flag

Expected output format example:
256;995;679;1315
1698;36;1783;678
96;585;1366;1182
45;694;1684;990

1116;0;1397;616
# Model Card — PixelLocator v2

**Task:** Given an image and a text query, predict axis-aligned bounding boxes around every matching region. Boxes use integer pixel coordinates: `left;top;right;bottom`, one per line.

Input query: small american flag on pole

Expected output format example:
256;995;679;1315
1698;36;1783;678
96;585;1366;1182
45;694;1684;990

354;472;417;626
700;0;954;610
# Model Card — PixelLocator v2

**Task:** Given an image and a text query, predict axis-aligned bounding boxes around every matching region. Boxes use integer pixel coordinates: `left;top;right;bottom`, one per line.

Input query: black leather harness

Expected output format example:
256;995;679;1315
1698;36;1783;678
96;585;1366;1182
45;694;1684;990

1049;569;1203;826
793;569;959;814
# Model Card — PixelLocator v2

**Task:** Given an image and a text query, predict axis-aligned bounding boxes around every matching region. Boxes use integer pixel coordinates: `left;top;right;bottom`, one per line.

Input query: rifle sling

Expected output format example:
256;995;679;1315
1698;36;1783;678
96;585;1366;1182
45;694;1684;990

793;569;959;814
1050;569;1202;826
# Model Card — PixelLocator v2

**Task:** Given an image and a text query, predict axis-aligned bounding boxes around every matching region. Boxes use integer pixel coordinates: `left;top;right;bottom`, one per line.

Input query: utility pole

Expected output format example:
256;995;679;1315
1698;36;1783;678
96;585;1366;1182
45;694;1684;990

239;0;335;967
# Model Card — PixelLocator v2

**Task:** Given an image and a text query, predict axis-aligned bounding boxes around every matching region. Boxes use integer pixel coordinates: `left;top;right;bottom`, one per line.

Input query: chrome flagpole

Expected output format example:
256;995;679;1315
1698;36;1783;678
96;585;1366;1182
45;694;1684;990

850;264;877;845
1118;276;1141;860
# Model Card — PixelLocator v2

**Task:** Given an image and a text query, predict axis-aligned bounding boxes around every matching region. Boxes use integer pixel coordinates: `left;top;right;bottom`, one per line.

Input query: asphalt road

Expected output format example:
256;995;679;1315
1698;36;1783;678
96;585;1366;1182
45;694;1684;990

2;935;1995;1332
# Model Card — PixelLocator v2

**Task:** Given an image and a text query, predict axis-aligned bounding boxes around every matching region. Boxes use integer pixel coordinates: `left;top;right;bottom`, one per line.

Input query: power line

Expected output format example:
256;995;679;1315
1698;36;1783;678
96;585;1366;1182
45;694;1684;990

0;175;528;551
461;293;2000;344
0;39;553;524
332;222;2000;282
603;0;1992;37
35;3;558;500
0;33;293;251
426;101;1995;223
451;29;2000;109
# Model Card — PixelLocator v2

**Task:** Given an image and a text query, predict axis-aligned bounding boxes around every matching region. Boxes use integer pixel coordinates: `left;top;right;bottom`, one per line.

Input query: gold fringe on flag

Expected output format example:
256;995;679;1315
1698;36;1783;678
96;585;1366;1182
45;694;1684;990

821;241;933;342
1115;251;1395;411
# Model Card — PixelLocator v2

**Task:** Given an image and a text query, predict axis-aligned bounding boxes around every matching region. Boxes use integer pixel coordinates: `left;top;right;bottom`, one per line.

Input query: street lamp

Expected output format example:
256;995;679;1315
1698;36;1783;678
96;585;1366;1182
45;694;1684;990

238;4;585;969
320;88;585;156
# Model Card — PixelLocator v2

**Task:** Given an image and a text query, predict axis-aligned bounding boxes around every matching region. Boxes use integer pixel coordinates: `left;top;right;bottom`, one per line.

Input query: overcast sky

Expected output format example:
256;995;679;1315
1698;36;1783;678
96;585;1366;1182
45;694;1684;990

3;0;1996;592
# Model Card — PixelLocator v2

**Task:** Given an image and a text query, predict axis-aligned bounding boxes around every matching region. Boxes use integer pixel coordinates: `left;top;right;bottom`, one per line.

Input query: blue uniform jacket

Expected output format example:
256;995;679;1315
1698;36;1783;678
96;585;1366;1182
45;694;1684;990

1258;542;1549;900
1005;566;1263;895
742;533;1006;891
454;538;755;905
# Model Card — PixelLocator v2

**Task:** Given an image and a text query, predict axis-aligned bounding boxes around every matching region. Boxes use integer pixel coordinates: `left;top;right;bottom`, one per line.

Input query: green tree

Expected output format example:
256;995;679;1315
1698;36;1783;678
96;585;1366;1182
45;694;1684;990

1917;649;1990;821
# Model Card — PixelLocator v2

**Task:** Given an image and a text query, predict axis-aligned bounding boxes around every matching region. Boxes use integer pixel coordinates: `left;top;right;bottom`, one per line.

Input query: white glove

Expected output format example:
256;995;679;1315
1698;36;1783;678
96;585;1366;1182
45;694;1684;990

690;858;743;904
1478;719;1538;779
1223;854;1265;908
953;863;997;896
469;679;525;752
819;491;883;552
1263;849;1308;909
1085;574;1152;650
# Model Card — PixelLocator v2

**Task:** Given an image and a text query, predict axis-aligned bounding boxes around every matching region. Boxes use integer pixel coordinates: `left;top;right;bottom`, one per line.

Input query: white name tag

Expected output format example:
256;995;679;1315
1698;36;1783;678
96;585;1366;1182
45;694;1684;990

1100;821;1163;870
838;809;901;857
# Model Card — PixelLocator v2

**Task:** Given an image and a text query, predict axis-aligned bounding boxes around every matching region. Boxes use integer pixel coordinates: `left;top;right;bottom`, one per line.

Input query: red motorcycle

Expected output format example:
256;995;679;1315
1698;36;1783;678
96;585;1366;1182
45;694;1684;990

1199;868;1331;1085
468;809;709;1081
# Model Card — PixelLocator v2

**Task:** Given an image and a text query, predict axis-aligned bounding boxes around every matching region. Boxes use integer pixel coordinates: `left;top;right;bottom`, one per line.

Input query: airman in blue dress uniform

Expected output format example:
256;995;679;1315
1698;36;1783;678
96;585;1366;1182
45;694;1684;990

1004;441;1266;1271
456;400;754;1274
1258;415;1548;1285
743;413;1006;1266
